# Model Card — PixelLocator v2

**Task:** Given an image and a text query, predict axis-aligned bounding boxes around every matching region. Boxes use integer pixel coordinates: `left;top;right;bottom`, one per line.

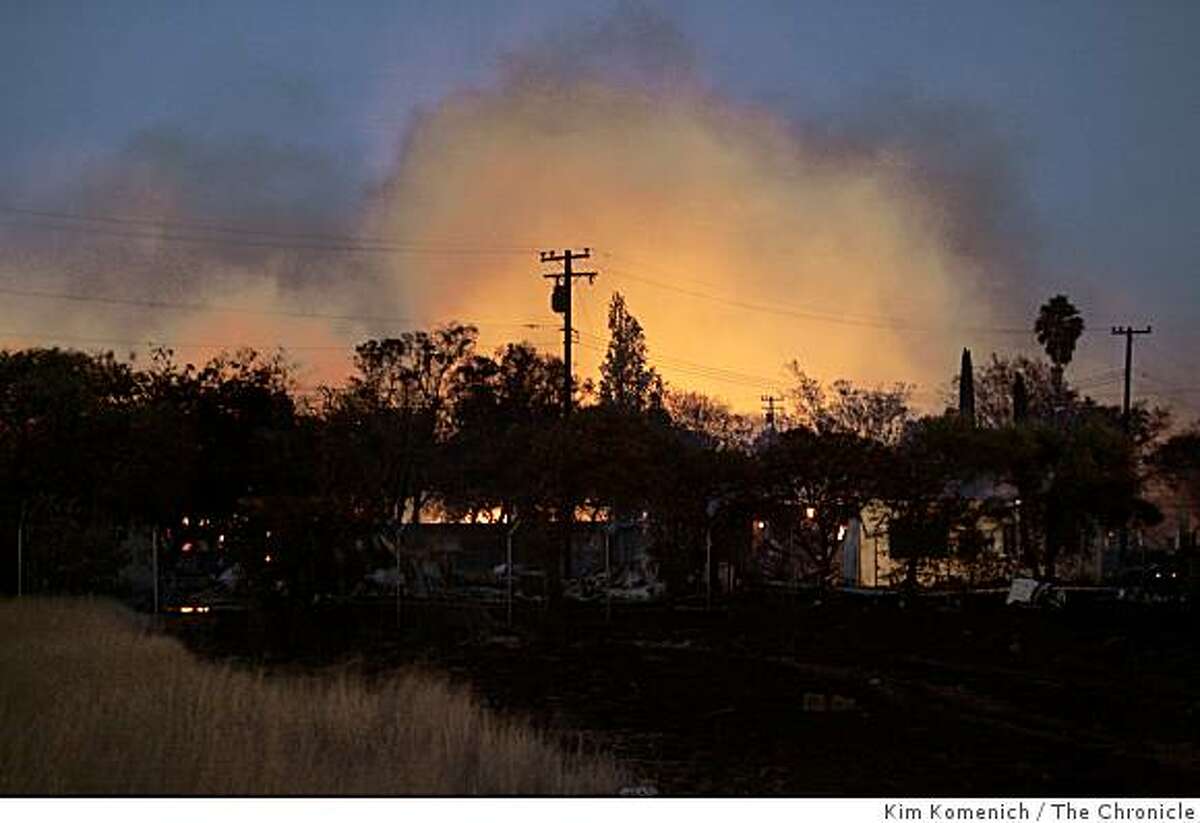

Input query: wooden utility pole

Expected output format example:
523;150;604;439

152;526;159;614
541;249;597;594
604;524;614;624
16;508;23;598
541;248;597;416
396;522;409;629
1111;325;1152;431
761;395;780;433
505;516;520;628
705;525;713;611
1111;324;1152;565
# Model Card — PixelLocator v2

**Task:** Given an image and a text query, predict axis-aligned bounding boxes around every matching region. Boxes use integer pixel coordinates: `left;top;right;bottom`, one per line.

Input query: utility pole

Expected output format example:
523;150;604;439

541;248;598;416
1111;325;1152;431
505;515;520;628
396;522;409;629
603;521;617;625
705;525;713;611
704;497;726;612
16;504;23;598
542;249;597;595
1111;324;1152;567
152;526;159;615
761;395;780;433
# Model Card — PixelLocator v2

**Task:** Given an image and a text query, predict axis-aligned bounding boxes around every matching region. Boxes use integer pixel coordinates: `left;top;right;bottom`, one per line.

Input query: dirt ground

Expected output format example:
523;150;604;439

168;594;1200;796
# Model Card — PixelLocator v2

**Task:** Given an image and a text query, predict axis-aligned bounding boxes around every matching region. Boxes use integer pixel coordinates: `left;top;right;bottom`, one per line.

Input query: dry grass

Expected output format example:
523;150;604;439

0;598;623;795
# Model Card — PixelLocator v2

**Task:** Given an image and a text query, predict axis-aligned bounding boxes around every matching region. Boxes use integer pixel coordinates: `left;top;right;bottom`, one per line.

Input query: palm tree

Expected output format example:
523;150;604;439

1034;294;1084;398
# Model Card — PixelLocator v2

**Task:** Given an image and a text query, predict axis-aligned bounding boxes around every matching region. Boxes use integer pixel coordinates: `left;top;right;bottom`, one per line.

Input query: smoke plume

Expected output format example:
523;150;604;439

1;5;1039;409
364;7;1038;408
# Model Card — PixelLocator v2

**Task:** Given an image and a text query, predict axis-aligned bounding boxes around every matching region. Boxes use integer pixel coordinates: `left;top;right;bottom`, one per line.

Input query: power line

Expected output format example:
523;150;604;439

602;263;1032;336
8;212;1160;404
602;249;1038;335
574;339;786;391
0;280;1070;404
1138;371;1200;396
1142;337;1197;385
0;327;561;357
601;250;737;294
0;208;1073;339
573;329;789;388
7;208;1150;349
0;282;554;330
0;329;350;352
649;358;788;391
571;283;796;391
0;217;533;257
0;205;537;254
574;278;601;346
1072;369;1125;391
0;283;403;323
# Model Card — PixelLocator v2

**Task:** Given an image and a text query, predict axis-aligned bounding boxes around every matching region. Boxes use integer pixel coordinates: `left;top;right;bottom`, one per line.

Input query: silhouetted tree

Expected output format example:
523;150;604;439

759;427;884;585
336;323;478;526
1152;429;1200;531
1013;372;1029;423
959;348;975;425
599;292;663;413
988;407;1149;579
664;389;754;453
787;364;911;444
877;416;993;588
0;347;138;592
953;354;1061;428
443;341;564;522
1035;294;1085;399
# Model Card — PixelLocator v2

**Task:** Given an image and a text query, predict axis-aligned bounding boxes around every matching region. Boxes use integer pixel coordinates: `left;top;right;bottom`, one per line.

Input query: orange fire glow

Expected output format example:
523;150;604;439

365;80;1023;411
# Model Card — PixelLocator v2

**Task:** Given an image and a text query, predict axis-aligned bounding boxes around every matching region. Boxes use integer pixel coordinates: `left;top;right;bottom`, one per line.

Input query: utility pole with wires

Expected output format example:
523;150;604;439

761;395;781;434
1111;324;1152;567
1111;325;1153;431
541;248;598;416
541;248;597;595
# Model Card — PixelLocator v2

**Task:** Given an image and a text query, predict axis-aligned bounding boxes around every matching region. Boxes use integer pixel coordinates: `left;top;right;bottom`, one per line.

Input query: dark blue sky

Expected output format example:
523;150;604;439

3;0;1198;409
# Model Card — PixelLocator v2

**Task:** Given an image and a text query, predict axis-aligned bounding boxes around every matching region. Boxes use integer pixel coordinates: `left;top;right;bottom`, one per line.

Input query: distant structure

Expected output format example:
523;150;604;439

753;395;782;451
959;348;975;425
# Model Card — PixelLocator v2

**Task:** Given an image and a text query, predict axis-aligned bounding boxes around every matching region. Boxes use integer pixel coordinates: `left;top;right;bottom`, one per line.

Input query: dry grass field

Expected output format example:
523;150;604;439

0;598;622;795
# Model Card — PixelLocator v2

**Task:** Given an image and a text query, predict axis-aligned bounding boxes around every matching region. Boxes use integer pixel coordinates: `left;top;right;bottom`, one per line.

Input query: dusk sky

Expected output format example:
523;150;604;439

2;1;1197;415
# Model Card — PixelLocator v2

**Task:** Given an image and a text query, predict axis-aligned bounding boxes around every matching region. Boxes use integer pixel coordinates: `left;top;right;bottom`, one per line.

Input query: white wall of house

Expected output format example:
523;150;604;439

842;506;1113;587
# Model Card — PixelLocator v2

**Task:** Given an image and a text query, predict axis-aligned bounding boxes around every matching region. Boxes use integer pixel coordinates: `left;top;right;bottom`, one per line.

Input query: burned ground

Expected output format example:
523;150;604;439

168;596;1200;795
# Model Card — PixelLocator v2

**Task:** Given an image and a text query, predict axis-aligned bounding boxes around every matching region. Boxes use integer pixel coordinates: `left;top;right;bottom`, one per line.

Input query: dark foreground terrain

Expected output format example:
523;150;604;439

168;594;1200;795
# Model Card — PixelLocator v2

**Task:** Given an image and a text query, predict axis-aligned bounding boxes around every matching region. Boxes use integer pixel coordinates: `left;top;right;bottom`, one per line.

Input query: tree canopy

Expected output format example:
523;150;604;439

0;291;1179;598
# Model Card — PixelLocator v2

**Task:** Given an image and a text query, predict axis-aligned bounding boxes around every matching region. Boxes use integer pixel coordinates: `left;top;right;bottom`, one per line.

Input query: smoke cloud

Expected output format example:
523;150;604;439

1;5;1039;409
0;124;385;385
365;7;1038;409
